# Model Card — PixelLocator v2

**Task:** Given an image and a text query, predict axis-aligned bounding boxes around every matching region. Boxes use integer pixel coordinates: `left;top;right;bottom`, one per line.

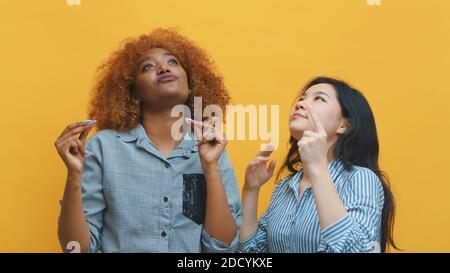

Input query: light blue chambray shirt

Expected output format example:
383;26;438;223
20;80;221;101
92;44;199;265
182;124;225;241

238;159;384;253
80;123;242;253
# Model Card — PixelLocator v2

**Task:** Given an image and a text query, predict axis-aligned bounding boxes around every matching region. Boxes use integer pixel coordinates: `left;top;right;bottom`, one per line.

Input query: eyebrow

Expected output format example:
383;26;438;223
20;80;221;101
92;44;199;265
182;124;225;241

139;52;174;65
301;91;330;98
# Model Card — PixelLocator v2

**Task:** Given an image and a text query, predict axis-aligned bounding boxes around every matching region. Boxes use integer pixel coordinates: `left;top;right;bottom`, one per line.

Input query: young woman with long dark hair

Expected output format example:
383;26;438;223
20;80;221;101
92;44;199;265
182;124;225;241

239;77;397;253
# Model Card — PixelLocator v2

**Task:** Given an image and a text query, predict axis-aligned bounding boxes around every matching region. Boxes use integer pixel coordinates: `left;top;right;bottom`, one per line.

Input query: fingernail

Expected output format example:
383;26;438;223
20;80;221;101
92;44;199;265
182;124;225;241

84;120;97;125
263;143;275;151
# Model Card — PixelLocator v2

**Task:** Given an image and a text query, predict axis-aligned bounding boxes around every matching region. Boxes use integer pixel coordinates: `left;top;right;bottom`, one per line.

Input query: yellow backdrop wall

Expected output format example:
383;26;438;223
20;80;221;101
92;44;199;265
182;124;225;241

1;0;449;252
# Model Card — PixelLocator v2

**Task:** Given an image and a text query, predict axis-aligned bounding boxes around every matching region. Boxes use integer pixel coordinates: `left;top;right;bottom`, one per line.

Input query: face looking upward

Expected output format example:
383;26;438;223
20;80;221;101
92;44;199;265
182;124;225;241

289;83;349;144
134;48;190;111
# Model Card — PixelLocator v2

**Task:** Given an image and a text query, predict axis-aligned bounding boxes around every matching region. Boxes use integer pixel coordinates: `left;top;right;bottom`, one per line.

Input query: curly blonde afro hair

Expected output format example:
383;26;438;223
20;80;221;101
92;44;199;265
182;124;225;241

88;28;230;132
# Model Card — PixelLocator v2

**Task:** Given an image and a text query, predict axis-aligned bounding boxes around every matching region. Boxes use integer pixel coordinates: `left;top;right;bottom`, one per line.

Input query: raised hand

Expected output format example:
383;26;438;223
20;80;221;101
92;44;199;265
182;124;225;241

297;105;328;168
54;120;96;174
189;117;227;167
244;144;277;192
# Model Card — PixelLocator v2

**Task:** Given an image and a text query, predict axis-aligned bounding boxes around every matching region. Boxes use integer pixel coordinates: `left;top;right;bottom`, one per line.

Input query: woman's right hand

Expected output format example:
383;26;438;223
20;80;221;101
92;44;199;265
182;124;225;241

244;144;277;192
54;121;95;175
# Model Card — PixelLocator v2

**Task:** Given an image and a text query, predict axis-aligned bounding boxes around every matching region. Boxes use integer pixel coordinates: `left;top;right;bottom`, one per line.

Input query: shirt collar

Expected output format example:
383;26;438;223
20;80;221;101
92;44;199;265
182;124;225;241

114;123;145;143
287;159;347;193
115;123;198;157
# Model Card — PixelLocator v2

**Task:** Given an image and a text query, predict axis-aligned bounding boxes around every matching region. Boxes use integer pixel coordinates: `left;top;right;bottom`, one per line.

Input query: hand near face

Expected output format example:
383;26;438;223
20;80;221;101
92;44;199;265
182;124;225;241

297;105;329;168
190;117;227;167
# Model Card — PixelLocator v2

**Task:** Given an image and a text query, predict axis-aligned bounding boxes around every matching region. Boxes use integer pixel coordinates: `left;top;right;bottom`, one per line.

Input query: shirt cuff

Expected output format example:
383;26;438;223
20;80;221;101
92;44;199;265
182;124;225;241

320;213;353;247
87;223;102;253
236;229;259;253
201;228;239;253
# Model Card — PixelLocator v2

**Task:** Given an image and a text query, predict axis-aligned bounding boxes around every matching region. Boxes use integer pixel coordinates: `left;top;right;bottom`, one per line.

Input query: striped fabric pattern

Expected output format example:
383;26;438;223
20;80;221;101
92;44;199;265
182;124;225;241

238;159;385;253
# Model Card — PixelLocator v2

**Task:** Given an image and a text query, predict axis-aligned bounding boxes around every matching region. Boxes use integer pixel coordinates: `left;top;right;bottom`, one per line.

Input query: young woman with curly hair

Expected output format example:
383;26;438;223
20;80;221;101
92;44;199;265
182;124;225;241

54;28;241;253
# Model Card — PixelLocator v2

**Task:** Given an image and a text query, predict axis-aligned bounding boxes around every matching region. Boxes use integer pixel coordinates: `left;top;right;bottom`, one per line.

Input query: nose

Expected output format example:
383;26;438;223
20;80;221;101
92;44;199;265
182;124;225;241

156;62;170;75
294;100;306;111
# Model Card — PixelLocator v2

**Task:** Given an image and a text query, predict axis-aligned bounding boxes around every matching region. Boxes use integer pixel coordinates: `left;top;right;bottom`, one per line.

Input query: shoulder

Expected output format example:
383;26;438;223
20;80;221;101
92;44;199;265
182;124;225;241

348;165;384;198
86;129;117;145
85;129;120;155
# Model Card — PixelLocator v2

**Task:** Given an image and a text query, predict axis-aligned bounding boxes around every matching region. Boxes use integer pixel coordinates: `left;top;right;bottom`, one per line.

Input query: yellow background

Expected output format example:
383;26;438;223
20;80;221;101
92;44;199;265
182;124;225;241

1;0;449;252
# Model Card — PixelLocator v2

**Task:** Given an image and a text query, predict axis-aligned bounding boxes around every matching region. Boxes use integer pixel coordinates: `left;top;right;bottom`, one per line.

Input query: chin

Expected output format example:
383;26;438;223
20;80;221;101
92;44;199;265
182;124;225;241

160;88;189;100
289;119;307;130
288;123;305;141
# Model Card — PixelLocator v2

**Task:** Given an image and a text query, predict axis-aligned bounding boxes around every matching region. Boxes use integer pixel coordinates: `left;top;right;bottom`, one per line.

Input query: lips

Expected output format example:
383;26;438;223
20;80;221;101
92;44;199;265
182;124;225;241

157;75;178;84
292;112;308;119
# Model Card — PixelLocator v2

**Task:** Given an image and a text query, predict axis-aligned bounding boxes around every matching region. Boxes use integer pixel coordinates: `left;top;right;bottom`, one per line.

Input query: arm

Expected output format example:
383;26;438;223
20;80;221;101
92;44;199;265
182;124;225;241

238;144;276;252
308;163;348;231
238;178;286;253
193;117;239;250
316;169;384;253
55;121;94;253
299;105;383;252
58;172;90;253
240;144;276;241
240;188;260;241
202;162;237;245
297;105;347;230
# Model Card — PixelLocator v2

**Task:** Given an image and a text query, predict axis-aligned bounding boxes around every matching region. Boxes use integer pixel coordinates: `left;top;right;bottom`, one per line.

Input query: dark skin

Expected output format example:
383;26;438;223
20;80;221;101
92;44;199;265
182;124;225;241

56;48;236;252
135;48;237;245
134;48;191;156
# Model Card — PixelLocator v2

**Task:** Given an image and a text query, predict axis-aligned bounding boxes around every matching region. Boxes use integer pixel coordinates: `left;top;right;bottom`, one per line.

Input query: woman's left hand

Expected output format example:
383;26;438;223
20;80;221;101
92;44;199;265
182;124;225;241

191;117;227;167
297;105;329;169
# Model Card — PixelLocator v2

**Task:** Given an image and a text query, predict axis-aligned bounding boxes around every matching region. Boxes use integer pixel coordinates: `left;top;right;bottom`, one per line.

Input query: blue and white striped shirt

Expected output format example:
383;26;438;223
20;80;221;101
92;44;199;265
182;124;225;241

238;159;384;253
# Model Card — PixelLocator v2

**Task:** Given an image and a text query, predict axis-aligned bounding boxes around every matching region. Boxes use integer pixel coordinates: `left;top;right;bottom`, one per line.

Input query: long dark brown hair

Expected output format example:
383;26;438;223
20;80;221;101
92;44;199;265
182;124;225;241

277;77;399;252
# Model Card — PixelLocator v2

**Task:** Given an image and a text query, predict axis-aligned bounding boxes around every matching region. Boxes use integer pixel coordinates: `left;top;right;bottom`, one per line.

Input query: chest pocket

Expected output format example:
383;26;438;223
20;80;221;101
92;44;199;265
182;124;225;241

182;173;206;225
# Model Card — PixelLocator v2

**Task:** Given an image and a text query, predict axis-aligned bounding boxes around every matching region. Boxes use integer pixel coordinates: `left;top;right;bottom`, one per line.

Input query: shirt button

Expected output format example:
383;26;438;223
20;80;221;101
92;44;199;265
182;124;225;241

164;163;170;169
163;196;168;202
161;231;167;237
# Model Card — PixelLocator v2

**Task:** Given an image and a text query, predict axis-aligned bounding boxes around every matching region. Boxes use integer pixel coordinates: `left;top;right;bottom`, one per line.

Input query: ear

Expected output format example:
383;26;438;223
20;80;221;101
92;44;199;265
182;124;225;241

336;118;350;135
133;92;142;103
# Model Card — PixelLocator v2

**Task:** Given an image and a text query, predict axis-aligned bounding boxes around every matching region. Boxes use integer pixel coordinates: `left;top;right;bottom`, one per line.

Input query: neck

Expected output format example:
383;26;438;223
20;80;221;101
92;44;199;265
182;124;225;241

141;106;182;156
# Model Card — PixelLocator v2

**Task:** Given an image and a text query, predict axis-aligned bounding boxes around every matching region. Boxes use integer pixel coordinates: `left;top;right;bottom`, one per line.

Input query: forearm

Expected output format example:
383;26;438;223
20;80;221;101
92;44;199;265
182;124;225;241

58;172;90;253
308;163;348;231
202;163;237;245
240;188;260;241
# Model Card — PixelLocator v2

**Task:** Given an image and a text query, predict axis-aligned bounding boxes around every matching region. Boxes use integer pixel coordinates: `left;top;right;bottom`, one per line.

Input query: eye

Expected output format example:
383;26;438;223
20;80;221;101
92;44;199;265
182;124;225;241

315;96;326;102
168;58;178;65
142;63;154;71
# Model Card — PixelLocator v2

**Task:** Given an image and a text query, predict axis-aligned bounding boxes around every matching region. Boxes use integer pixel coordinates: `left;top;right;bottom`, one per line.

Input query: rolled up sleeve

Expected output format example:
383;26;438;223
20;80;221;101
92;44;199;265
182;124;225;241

237;209;270;253
81;137;106;253
317;169;384;253
237;179;285;253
